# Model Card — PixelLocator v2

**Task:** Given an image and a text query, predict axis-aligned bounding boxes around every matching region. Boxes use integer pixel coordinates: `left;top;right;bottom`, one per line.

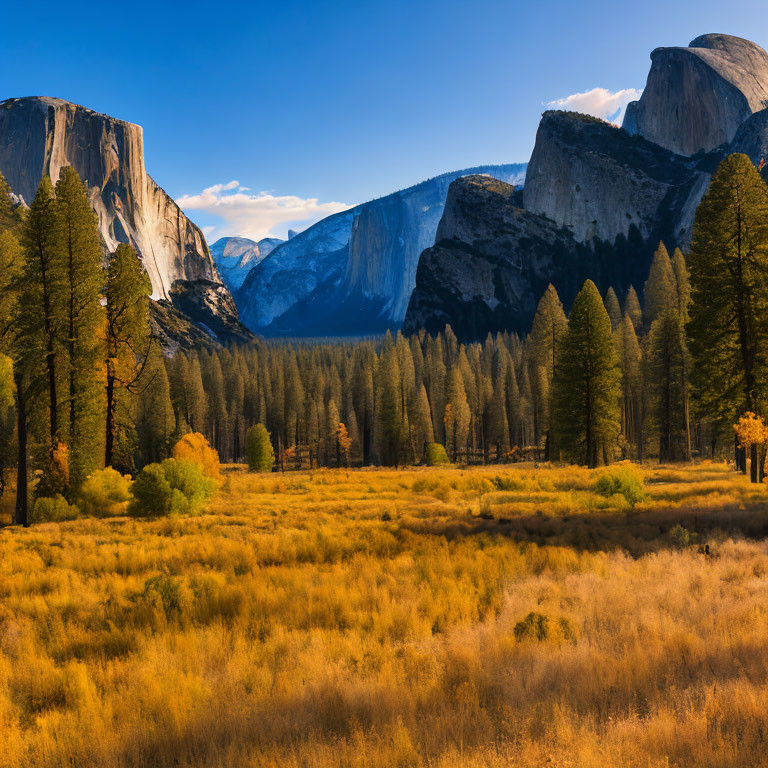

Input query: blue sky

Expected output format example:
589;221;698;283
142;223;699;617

2;0;767;240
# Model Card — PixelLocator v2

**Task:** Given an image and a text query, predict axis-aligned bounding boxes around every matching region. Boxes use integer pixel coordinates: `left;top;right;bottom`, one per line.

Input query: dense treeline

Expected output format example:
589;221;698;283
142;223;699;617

1;152;768;525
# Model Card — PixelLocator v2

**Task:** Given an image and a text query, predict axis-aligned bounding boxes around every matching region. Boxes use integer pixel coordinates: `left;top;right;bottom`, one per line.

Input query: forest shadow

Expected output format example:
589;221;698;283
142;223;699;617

397;497;768;557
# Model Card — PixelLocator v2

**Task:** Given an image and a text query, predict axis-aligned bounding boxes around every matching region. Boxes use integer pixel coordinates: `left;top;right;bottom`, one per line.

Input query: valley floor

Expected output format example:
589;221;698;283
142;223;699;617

1;463;768;767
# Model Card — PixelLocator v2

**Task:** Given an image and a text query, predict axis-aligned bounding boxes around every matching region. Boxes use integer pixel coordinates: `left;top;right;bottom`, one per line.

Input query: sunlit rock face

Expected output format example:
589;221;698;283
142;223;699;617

623;34;768;156
236;163;527;336
0;96;248;348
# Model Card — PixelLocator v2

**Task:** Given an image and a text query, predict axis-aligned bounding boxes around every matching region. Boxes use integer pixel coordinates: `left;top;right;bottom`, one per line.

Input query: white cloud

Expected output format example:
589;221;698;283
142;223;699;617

545;87;642;126
177;181;350;242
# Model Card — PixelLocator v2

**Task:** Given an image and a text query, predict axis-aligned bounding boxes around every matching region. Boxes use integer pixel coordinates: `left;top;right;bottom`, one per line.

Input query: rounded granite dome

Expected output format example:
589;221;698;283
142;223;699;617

624;33;768;156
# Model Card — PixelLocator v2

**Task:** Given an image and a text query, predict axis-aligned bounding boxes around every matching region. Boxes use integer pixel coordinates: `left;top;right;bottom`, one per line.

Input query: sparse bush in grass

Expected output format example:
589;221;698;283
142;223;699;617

141;574;184;620
514;611;549;641
128;459;216;517
246;424;275;472
31;494;78;523
172;432;222;481
425;443;450;466
670;524;698;550
491;475;522;491
595;466;646;506
513;611;577;643
78;467;132;517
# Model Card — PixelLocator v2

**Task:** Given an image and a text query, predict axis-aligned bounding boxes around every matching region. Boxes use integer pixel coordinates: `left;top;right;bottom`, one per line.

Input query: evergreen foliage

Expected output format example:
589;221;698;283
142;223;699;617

425;442;450;466
688;153;768;425
643;242;678;328
552;280;621;467
245;424;275;472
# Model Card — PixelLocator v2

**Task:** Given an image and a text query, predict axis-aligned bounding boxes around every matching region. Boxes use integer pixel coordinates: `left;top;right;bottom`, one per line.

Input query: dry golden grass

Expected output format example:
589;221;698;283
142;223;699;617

2;462;768;767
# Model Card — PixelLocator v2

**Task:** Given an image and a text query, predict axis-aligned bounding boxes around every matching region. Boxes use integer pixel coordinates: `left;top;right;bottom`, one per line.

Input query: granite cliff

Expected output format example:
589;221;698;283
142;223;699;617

406;34;768;342
623;34;768;155
522;111;718;247
0;96;248;349
236;163;527;336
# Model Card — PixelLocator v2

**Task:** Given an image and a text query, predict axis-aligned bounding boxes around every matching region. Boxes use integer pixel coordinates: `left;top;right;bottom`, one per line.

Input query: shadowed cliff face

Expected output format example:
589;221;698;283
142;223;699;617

236;163;527;336
623;34;768;156
403;165;719;341
404;176;580;339
523;111;716;247
0;97;219;300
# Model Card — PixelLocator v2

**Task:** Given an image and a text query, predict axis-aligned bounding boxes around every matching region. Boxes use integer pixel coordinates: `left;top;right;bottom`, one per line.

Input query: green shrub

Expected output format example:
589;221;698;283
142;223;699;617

32;494;78;523
514;611;549;641
425;442;450;466
513;612;577;644
78;467;132;517
670;524;698;550
595;466;645;506
142;575;184;620
245;424;275;472
128;459;216;517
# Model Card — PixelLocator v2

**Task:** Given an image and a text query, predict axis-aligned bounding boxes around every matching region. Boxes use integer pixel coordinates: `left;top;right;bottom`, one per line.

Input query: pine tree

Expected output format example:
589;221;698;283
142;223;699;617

445;365;470;461
643;242;677;328
18;177;63;458
326;398;340;466
615;314;643;459
604;287;622;330
0;170;16;230
527;284;567;455
135;351;176;467
670;246;692;457
0;228;24;521
54;167;105;488
104;243;153;468
646;307;690;462
688;153;768;479
245;423;274;472
552;280;621;467
671;248;691;322
409;382;434;461
375;345;403;465
186;355;207;434
624;285;643;332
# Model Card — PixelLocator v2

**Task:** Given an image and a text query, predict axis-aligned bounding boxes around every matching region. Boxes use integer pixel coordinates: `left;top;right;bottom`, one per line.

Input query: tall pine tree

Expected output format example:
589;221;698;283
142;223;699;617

688;153;768;479
552;280;620;467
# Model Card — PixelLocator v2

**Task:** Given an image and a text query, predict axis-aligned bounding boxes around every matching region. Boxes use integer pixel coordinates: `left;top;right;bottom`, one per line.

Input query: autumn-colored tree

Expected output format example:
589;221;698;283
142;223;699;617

172;432;222;481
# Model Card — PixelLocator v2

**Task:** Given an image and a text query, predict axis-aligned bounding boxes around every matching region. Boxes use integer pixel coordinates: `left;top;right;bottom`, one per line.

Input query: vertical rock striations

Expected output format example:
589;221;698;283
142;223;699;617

236;163;527;336
523;111;715;248
0;96;248;348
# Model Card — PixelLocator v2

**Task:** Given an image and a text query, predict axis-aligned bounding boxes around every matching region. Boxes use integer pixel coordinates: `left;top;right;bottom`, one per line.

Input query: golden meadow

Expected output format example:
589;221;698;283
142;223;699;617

2;462;768;767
